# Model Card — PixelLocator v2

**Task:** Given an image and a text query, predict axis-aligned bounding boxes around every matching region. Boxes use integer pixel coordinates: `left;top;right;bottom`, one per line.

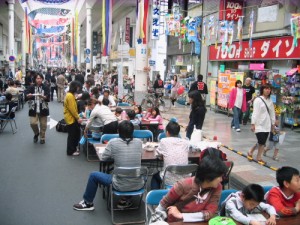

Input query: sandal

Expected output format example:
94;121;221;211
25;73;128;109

247;152;253;161
257;159;267;165
263;148;270;156
273;156;279;161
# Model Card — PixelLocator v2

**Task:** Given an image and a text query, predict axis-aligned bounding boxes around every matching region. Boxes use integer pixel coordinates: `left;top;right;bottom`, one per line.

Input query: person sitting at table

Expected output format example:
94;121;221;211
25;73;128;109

223;184;277;225
127;109;140;127
77;92;90;115
151;121;189;190
84;98;118;136
73;120;144;211
0;93;16;119
144;107;164;142
5;80;19;103
133;105;143;120
114;107;123;122
98;89;116;107
265;166;300;217
150;156;227;223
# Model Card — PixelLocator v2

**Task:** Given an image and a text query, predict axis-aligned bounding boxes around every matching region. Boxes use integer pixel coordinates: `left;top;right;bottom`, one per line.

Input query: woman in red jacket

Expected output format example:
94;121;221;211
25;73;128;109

228;80;247;132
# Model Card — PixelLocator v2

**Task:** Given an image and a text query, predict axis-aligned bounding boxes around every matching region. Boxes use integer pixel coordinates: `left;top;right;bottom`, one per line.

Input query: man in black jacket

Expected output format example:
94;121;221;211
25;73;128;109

188;74;208;101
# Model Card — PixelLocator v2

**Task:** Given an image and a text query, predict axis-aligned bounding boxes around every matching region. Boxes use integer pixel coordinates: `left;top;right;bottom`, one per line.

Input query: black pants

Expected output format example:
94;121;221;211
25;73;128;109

103;121;118;134
67;122;81;155
50;87;57;101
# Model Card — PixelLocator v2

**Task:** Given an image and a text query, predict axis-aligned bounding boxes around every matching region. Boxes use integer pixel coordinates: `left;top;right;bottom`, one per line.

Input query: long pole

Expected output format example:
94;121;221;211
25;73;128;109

118;26;123;101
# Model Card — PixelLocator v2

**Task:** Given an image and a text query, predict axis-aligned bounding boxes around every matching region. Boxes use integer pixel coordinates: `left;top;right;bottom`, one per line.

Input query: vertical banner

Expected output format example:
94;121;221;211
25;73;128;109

217;72;230;108
210;80;217;106
136;44;147;71
92;31;98;56
151;0;160;40
125;17;130;44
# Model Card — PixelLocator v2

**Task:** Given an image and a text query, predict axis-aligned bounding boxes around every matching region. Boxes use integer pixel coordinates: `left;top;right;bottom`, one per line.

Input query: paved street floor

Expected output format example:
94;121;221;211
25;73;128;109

0;100;299;225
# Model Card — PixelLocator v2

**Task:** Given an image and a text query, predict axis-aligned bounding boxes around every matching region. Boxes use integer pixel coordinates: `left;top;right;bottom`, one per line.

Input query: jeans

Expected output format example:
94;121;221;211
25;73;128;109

83;171;112;203
242;102;251;124
231;106;242;129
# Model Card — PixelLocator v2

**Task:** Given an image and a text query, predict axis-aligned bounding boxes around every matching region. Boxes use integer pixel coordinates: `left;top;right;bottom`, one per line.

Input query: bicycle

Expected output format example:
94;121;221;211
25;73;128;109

141;89;171;113
123;92;134;105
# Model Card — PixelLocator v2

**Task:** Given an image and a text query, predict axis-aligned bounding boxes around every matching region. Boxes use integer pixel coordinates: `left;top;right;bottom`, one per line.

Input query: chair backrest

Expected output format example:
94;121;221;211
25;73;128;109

219;189;238;215
162;164;198;188
117;102;131;106
133;130;153;141
222;161;234;189
146;189;169;206
100;133;119;143
263;186;273;194
10;106;18;113
113;167;148;178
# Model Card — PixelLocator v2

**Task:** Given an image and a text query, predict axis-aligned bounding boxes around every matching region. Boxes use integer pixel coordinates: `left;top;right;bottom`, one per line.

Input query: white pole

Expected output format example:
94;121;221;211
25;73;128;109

118;26;124;100
8;0;15;75
86;3;92;72
22;19;26;75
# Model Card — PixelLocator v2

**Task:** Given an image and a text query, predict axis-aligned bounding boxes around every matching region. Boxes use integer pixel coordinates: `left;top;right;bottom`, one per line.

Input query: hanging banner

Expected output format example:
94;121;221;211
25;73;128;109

151;0;160;40
219;0;243;21
209;36;300;61
125;17;130;44
92;31;98;56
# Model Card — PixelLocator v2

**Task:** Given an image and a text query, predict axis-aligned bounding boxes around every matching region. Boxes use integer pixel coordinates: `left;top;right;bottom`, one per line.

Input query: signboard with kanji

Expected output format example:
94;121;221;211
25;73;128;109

210;80;217;106
151;0;160;40
125;18;130;44
209;36;300;61
219;0;243;21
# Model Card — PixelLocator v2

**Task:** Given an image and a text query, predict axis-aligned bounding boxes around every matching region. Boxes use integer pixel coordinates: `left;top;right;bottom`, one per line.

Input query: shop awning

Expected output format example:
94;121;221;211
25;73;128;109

286;68;298;76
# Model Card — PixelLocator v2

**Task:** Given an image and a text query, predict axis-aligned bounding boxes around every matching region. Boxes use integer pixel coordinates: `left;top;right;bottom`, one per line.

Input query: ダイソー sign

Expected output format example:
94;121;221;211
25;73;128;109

209;36;300;61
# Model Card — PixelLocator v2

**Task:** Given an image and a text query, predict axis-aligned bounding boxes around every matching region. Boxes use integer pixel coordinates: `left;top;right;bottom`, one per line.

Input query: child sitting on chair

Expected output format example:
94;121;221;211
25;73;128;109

223;184;277;225
266;166;300;217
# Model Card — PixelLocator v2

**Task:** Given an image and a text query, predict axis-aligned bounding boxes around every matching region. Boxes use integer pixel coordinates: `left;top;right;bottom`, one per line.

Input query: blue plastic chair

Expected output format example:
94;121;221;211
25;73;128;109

110;167;148;224
219;189;237;208
100;133;119;143
145;189;169;224
133;130;153;142
263;186;273;194
0;106;18;134
117;102;131;106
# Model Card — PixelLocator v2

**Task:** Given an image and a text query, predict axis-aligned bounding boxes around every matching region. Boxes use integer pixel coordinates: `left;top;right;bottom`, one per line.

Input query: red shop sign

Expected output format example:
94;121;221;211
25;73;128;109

219;0;243;21
209;36;300;61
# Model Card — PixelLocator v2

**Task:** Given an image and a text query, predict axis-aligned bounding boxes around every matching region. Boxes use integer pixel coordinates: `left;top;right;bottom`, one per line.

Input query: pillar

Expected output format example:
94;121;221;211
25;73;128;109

86;3;92;72
22;19;26;75
77;24;81;70
8;0;15;75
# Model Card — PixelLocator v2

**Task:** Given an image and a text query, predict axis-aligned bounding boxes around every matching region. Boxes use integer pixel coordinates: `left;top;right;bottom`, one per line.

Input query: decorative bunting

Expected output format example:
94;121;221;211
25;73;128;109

249;10;254;49
237;16;243;50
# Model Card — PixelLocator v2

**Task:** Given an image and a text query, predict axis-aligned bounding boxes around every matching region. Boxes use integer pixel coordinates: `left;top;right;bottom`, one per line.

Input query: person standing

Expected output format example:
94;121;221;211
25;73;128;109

56;71;66;103
249;84;275;164
242;77;256;125
189;74;208;101
15;68;23;83
50;72;57;101
25;73;50;144
186;90;207;139
228;80;247;132
64;81;82;156
153;73;164;99
170;75;180;107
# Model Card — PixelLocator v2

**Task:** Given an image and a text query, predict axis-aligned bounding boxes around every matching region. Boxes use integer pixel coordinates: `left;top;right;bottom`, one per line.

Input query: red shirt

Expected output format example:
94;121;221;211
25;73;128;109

266;186;300;216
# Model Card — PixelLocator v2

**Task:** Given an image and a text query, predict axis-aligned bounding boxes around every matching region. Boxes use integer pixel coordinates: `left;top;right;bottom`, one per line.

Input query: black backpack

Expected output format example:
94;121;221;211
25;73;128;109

56;119;68;133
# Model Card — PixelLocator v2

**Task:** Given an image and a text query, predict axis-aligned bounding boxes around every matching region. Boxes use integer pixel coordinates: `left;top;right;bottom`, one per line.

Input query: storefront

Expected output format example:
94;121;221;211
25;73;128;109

208;36;300;127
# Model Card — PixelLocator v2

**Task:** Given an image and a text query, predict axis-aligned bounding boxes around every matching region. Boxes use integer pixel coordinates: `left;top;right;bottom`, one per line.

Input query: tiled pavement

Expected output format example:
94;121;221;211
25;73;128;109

162;103;300;189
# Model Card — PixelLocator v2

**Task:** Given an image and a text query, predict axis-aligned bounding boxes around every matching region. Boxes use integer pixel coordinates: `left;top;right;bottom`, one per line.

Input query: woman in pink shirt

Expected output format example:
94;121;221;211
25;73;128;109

228;80;247;132
147;107;164;141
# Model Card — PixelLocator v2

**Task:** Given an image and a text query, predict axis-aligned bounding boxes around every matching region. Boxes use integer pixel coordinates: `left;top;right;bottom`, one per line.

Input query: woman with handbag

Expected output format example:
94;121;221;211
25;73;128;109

186;90;206;139
150;156;228;223
249;84;275;164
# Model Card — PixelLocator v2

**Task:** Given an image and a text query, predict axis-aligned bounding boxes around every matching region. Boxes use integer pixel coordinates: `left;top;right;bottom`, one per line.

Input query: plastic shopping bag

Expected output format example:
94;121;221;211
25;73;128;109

279;131;286;145
190;126;202;145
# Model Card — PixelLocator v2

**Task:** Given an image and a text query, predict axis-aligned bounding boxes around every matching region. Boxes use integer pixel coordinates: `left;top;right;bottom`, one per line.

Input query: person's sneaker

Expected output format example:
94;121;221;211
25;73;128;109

117;199;133;209
232;126;235;129
236;128;241;132
73;200;94;211
33;133;39;143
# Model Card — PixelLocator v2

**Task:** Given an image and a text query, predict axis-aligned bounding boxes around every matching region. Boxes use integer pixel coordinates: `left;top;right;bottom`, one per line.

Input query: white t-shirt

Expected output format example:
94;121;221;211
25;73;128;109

98;95;116;107
234;88;243;109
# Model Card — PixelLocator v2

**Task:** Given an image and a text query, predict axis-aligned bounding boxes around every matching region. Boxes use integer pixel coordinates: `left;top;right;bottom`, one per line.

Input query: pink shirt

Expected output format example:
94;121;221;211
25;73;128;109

148;115;164;130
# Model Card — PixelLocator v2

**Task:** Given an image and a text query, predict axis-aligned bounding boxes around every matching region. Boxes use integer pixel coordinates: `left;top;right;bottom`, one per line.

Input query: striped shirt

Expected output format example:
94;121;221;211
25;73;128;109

101;138;144;191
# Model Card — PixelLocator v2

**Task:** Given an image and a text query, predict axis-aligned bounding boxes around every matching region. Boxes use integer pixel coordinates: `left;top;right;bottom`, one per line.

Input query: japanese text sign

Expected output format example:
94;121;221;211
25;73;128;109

151;0;160;40
209;36;300;61
125;18;130;44
220;0;243;21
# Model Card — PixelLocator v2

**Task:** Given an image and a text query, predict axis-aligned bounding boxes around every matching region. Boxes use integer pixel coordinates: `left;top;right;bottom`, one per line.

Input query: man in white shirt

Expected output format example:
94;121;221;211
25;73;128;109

249;84;275;164
98;89;116;107
151;121;189;189
84;98;118;135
